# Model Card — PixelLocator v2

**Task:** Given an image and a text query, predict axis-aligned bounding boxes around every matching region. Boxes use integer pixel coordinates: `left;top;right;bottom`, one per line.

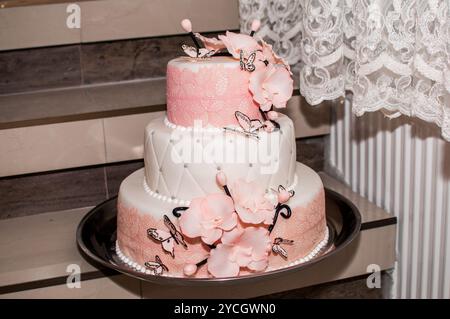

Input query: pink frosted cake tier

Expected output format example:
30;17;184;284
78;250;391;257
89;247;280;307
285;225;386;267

166;56;262;127
116;163;327;278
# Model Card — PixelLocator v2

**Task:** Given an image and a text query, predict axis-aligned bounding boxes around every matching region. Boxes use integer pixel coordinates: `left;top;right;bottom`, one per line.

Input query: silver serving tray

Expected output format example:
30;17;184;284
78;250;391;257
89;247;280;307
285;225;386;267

76;188;361;286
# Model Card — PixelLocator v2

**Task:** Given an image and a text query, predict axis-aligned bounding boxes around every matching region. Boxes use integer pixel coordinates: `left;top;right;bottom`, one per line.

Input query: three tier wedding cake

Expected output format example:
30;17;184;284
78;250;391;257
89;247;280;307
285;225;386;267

115;19;328;278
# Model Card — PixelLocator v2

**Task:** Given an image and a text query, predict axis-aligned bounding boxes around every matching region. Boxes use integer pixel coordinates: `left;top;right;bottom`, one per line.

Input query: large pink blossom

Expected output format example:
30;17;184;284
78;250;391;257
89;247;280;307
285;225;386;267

207;227;271;277
249;64;293;111
218;31;261;59
179;193;237;245
230;179;275;225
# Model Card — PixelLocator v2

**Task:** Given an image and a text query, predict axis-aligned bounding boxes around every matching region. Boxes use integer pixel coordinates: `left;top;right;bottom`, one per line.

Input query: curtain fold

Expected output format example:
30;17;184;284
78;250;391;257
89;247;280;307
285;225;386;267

239;0;450;141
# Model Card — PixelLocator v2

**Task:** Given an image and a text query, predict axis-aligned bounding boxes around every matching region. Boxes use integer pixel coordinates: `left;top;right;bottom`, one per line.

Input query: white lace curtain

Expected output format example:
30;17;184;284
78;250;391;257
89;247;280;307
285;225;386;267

239;0;450;141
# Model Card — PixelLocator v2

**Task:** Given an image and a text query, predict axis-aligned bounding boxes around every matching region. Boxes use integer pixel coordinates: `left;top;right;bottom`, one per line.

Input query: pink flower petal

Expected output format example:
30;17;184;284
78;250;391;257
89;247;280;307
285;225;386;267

218;31;261;59
194;32;226;51
201;227;223;245
221;226;244;245
249;67;269;105
205;193;234;220
179;198;203;238
235;204;265;224
248;259;268;271
264;67;293;109
221;212;238;231
239;227;271;259
208;244;240;277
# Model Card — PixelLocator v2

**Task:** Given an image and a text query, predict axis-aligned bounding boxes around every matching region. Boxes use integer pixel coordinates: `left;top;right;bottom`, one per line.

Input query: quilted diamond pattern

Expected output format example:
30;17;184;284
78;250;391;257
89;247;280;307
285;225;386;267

143;115;297;200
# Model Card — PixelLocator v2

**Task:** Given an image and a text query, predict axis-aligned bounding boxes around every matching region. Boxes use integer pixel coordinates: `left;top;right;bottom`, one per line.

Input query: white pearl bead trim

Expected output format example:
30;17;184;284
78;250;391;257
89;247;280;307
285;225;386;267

266;226;330;271
164;117;224;133
143;178;191;206
115;226;330;277
115;242;146;274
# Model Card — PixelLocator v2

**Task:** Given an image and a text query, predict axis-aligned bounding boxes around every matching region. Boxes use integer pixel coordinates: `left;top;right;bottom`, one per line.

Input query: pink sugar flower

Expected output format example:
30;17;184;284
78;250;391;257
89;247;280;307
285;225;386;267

218;31;262;59
179;193;237;245
249;64;293;111
207;227;272;277
230;179;275;225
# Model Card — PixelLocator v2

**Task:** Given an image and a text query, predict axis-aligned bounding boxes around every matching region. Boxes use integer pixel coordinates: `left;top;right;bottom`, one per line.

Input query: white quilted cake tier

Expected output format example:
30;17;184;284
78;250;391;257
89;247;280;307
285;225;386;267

143;114;297;201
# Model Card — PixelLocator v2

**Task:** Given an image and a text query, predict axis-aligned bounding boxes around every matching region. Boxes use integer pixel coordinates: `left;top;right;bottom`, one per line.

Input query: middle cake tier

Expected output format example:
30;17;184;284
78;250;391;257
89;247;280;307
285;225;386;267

144;114;297;202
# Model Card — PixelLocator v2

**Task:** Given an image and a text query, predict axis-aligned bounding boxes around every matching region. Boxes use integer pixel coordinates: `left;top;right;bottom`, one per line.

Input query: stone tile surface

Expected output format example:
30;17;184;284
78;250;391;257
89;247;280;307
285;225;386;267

0;44;81;94
80;33;220;84
105;160;144;198
103;112;164;163
296;136;325;172
0;166;107;219
0;119;106;176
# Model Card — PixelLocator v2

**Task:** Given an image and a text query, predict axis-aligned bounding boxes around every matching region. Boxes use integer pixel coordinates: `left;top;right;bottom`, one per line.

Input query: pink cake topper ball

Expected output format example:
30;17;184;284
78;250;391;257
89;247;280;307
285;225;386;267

183;263;198;276
216;171;227;187
181;18;192;32
277;189;291;204
251;19;261;32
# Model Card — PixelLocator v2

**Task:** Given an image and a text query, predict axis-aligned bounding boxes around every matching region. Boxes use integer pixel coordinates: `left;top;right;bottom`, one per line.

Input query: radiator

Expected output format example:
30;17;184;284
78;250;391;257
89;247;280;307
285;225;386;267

327;97;450;299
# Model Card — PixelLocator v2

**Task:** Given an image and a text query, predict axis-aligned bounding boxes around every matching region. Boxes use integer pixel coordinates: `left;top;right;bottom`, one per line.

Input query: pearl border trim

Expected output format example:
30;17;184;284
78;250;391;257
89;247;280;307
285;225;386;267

115;242;164;276
164;117;224;133
142;174;298;206
143;178;191;206
114;226;329;278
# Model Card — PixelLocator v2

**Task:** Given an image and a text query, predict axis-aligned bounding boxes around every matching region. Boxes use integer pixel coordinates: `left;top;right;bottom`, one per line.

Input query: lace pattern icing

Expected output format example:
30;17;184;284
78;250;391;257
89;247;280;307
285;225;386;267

166;63;262;127
239;0;450;141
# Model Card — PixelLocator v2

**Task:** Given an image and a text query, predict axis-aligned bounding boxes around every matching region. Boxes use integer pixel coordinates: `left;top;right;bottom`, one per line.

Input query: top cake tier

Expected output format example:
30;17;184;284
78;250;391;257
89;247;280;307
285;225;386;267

166;56;262;127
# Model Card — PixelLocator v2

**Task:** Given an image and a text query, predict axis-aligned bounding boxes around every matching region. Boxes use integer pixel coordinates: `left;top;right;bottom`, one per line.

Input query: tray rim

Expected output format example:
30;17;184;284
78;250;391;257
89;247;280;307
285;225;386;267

76;187;362;286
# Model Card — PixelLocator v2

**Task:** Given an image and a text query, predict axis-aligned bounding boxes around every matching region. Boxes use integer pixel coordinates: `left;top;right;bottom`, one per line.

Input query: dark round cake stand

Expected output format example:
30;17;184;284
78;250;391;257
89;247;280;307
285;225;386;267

76;188;361;286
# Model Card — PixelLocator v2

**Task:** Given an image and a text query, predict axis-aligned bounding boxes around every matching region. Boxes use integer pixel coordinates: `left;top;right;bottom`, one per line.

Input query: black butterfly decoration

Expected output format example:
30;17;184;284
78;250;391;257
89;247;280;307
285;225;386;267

147;214;187;258
144;255;169;276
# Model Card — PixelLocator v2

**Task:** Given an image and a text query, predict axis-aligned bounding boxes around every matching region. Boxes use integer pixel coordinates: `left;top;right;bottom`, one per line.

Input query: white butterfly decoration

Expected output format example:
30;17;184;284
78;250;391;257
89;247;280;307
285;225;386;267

147;215;187;258
224;111;265;139
272;237;294;259
240;50;257;72
144;255;169;276
182;44;217;58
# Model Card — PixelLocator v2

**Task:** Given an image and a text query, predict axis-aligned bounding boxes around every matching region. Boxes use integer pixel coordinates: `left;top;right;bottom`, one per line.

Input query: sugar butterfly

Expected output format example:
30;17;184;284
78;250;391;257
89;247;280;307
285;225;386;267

240;50;256;72
224;111;264;139
147;215;187;258
272;237;294;259
182;44;217;58
144;255;169;276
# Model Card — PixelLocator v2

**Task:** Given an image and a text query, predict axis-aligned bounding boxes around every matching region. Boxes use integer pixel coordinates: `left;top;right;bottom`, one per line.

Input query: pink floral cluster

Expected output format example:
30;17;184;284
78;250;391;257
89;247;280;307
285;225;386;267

178;173;276;277
195;31;294;113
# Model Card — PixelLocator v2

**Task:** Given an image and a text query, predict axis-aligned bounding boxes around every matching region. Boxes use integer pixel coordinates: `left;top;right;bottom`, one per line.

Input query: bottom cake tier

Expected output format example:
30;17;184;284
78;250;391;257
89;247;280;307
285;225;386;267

116;162;327;278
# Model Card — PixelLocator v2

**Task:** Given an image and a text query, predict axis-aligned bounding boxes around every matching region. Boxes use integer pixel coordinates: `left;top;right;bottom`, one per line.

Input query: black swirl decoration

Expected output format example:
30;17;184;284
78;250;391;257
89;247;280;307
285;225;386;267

268;203;292;233
172;206;189;218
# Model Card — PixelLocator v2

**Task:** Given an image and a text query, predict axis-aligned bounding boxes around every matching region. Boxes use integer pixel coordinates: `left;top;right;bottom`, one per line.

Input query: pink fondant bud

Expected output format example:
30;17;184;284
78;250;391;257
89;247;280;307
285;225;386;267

264;120;275;133
181;19;192;32
251;19;261;32
216;171;227;187
183;263;198;276
267;111;279;120
278;189;291;203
